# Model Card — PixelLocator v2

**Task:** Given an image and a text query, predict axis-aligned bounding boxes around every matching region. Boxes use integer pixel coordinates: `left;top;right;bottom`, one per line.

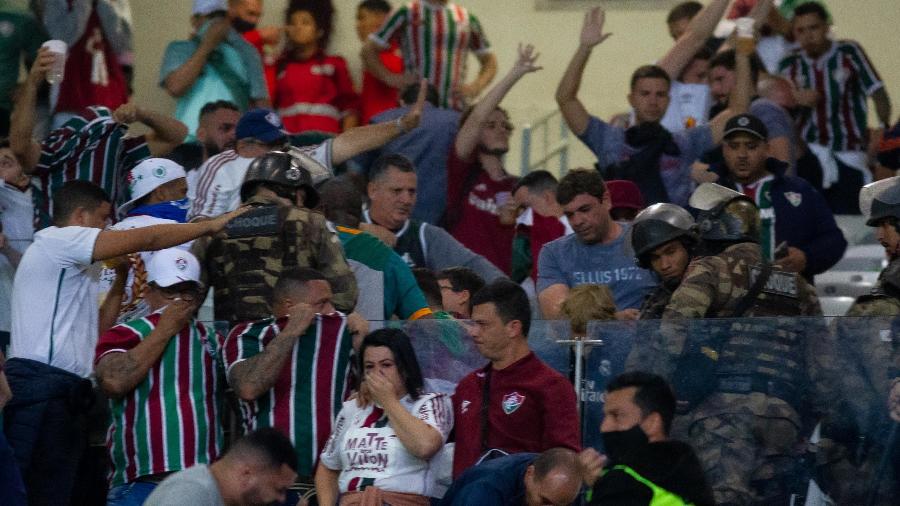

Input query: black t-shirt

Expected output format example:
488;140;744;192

588;440;715;506
163;142;205;172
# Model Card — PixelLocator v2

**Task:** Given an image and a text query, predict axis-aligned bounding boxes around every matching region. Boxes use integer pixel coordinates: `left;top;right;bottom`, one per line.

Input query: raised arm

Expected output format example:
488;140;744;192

708;37;754;144
92;206;247;261
229;303;315;401
555;8;612;137
658;0;729;79
162;18;231;98
112;103;188;155
455;44;542;159
330;80;426;165
95;300;195;398
10;46;55;173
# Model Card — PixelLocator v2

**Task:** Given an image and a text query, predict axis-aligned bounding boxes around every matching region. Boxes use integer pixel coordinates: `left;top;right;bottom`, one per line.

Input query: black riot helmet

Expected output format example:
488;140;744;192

240;151;324;208
860;176;900;228
630;203;698;269
689;183;760;244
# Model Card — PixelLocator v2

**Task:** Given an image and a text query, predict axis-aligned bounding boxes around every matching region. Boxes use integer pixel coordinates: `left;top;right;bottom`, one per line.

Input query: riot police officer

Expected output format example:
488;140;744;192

198;151;357;325
816;176;900;505
630;203;699;319
647;183;831;505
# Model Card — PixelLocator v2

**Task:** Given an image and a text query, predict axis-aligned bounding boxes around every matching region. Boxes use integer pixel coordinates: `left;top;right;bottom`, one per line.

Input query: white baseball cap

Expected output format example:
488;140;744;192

192;0;226;16
119;158;187;217
147;248;201;288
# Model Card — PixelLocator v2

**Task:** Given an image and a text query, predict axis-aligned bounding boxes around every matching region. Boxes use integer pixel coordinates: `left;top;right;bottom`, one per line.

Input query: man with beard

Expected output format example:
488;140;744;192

707;113;845;282
165;100;241;173
578;372;714;506
445;44;540;275
815;176;900;505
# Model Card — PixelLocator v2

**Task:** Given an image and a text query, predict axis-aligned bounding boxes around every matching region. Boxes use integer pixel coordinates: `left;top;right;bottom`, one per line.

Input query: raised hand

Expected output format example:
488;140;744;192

365;369;399;407
399;79;428;132
281;301;316;337
157;298;196;337
580;7;612;49
511;43;543;78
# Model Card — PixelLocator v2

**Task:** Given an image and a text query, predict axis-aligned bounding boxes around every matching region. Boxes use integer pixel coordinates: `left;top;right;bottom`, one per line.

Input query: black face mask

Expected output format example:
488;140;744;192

601;424;649;464
232;17;257;33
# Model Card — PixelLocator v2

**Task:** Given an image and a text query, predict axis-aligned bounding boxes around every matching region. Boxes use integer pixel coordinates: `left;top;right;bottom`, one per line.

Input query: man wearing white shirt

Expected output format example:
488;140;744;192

2;179;245;505
190;83;431;219
0;139;33;352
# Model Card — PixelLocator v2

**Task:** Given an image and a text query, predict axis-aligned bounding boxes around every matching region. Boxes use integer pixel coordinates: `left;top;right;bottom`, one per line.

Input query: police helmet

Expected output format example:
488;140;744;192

689;183;760;243
630;203;698;268
860;176;900;227
240;151;322;208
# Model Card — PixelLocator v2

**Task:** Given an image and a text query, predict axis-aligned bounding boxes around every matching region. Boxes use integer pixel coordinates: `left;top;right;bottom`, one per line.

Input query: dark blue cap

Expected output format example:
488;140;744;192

236;108;288;143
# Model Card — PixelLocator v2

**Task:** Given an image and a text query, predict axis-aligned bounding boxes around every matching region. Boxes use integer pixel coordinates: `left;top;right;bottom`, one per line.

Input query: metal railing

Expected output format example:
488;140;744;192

520;109;570;176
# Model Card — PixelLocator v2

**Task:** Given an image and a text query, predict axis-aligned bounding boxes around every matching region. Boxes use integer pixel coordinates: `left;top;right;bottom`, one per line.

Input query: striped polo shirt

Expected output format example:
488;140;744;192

95;315;224;487
778;40;884;152
34;106;150;229
222;313;352;476
370;0;491;110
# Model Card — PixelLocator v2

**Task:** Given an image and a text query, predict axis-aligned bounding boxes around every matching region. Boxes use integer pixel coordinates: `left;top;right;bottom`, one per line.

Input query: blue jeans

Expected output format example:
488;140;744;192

106;481;157;506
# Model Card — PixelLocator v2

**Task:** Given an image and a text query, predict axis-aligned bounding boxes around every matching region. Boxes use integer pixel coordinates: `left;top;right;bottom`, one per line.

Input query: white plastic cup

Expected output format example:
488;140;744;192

735;17;755;39
495;191;512;206
41;40;67;85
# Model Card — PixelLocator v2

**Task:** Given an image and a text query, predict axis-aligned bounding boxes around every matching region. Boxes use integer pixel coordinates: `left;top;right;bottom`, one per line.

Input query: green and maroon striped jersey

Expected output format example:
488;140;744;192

778;40;883;152
94;315;224;488
222;313;352;476
370;0;491;110
34;106;150;229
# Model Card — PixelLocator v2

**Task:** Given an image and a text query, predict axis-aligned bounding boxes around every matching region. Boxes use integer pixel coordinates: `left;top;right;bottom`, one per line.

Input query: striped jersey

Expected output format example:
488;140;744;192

34;106;151;229
94;315;224;487
737;175;776;260
319;393;453;496
222;313;352;476
370;0;491;110
778;40;884;152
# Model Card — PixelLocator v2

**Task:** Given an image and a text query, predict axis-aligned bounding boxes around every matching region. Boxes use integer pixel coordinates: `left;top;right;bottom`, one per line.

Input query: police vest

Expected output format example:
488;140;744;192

393;219;428;269
207;203;313;323
716;263;806;396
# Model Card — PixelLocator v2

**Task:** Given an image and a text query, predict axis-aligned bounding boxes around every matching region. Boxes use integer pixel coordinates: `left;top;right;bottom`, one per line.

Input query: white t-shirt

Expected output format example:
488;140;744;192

661;81;711;134
10;225;102;377
320;393;453;497
0;182;34;333
98;214;189;323
188;141;332;219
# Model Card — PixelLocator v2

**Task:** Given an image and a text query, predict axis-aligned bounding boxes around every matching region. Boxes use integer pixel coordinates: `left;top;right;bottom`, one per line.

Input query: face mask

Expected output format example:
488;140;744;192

232;17;257;33
601;424;649;464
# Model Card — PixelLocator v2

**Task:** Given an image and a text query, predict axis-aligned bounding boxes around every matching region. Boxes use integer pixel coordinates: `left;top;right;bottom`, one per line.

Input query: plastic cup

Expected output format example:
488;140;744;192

495;191;512;206
735;17;755;38
41;40;67;85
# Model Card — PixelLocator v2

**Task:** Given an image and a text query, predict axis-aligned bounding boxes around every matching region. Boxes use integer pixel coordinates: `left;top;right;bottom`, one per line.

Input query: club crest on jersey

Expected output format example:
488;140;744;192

461;400;471;414
502;392;525;414
784;192;802;207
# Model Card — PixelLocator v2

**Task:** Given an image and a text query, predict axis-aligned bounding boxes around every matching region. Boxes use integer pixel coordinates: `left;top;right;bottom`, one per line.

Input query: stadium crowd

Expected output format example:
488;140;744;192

0;0;898;505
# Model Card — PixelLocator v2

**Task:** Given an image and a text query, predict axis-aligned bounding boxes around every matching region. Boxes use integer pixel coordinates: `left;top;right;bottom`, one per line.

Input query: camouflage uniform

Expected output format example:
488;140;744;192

638;281;676;320
815;260;900;506
198;195;357;325
645;242;838;505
